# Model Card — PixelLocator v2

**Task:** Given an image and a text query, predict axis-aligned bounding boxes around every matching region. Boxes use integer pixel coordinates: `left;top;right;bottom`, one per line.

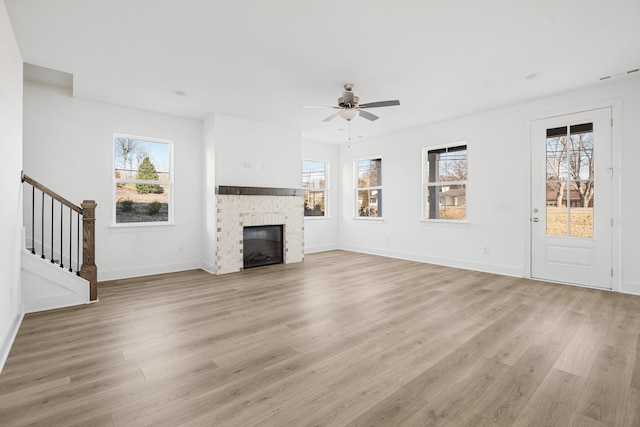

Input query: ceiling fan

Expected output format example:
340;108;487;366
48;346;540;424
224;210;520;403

307;83;400;122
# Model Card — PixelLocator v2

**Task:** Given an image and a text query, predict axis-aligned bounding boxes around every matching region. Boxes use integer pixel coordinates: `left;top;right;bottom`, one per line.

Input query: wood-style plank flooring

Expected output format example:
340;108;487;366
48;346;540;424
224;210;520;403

1;250;639;426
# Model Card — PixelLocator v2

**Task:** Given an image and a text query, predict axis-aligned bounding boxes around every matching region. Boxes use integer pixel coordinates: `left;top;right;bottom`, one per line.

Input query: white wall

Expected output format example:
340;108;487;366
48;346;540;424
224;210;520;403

23;81;204;281
213;114;301;188
201;114;216;273
302;140;340;253
338;77;640;295
0;0;24;372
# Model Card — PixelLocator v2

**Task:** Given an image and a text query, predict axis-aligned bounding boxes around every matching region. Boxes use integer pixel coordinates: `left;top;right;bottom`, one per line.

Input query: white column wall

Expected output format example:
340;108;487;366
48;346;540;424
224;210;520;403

302;140;340;253
0;1;24;372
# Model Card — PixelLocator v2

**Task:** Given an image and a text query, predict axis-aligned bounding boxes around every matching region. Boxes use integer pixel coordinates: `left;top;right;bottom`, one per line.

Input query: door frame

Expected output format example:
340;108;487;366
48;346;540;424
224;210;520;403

523;99;622;291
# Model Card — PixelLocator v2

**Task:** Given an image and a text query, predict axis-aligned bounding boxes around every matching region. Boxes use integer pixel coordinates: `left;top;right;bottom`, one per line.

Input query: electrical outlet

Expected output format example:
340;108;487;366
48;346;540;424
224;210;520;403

483;246;490;254
178;247;183;254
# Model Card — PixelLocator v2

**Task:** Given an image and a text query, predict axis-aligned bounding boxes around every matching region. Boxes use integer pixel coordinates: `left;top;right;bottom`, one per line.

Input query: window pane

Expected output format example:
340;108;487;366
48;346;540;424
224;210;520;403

115;183;170;223
427;146;467;183
357;159;381;187
425;184;466;219
437;151;467;182
358;189;381;217
569;181;594;238
568;129;594;181
546;134;569;181
305;190;325;216
302;160;325;189
115;137;170;180
546;181;567;236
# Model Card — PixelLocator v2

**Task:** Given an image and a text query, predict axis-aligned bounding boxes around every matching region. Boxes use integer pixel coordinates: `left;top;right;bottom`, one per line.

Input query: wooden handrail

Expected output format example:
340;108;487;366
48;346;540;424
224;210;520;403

21;172;82;214
22;171;98;301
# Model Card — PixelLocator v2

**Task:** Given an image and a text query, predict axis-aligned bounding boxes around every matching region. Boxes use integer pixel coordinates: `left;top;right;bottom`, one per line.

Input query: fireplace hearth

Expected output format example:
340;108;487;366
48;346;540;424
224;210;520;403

243;225;284;269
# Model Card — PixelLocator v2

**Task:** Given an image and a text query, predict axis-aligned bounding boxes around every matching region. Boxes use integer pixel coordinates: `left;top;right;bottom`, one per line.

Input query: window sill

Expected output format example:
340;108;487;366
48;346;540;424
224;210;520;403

419;219;468;226
304;216;331;221
109;222;175;232
352;217;384;223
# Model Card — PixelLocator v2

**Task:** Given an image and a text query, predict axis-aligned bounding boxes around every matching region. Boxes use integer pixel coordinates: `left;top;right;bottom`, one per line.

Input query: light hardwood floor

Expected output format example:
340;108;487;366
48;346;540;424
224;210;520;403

1;251;639;426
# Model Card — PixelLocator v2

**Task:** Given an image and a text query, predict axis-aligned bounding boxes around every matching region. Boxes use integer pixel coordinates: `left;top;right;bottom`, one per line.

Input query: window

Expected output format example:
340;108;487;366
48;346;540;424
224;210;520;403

423;144;467;220
113;134;173;224
302;160;328;217
545;123;594;238
355;158;382;218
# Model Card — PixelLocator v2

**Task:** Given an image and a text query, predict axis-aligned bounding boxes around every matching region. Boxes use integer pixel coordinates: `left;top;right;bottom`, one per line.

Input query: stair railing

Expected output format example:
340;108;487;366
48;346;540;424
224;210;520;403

21;172;97;301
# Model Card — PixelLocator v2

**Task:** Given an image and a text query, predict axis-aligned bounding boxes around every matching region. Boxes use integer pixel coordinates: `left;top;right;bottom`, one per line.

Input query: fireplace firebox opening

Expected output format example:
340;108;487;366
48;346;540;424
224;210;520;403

243;225;284;269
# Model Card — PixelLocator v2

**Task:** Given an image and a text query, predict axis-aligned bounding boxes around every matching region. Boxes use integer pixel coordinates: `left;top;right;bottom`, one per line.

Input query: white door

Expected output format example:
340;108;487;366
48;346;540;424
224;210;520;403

531;108;612;289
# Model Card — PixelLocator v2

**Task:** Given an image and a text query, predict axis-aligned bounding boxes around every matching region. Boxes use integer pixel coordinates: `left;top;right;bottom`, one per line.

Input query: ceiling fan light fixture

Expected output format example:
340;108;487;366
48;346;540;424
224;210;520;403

339;108;359;121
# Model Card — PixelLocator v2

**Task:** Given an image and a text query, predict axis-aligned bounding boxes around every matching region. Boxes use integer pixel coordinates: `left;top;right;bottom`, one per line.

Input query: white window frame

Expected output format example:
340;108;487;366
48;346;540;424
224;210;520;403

422;142;467;222
112;133;174;227
302;159;329;218
354;157;383;219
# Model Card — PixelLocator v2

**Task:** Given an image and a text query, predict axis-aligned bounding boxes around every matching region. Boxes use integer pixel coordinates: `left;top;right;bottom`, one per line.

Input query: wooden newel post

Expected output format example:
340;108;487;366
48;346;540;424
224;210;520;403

80;200;98;301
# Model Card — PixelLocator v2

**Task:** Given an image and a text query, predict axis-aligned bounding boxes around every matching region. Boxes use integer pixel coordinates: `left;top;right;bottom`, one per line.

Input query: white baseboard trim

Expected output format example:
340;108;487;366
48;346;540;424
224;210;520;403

304;244;340;254
99;260;203;281
620;281;640;296
338;244;523;278
200;261;216;275
0;311;24;374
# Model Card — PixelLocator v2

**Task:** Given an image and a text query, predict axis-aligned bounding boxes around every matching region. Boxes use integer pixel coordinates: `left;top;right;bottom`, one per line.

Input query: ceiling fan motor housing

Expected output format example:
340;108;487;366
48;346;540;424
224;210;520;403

338;95;360;109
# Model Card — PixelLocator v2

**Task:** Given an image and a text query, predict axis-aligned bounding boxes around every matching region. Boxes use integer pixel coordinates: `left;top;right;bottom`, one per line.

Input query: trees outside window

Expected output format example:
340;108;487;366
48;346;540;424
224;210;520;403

113;134;173;224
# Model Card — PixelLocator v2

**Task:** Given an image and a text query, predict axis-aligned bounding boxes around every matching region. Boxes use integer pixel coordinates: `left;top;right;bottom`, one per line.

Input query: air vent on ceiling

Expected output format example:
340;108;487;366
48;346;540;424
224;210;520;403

599;68;639;81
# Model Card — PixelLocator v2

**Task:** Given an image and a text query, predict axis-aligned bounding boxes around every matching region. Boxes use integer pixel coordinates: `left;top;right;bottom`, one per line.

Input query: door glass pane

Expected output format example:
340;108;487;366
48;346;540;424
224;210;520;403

544;122;595;238
546;128;568;181
568;124;594;181
569;181;594;238
546;181;567;236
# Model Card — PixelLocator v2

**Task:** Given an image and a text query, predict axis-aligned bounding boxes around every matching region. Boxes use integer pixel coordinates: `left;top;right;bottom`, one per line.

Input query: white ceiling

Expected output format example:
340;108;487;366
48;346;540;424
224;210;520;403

6;0;640;144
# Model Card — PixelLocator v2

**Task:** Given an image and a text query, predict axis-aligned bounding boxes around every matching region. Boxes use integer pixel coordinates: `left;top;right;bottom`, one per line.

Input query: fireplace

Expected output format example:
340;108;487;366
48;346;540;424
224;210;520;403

243;225;283;268
215;186;305;274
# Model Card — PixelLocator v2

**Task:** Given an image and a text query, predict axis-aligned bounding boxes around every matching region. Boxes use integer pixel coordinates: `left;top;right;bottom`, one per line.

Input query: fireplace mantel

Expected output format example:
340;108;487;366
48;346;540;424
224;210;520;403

216;185;305;197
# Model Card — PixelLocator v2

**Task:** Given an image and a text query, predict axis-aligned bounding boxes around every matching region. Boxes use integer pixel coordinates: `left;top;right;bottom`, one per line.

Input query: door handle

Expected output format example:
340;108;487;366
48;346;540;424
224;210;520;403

533;217;539;222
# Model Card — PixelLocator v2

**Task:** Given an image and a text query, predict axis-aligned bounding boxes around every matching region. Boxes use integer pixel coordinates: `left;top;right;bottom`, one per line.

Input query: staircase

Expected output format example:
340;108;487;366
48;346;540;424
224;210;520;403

21;172;97;313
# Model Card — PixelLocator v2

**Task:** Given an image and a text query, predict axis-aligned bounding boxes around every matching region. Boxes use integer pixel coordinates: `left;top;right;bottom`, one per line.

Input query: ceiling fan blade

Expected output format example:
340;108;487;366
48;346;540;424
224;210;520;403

302;105;339;109
358;110;379;121
322;112;340;122
359;100;400;109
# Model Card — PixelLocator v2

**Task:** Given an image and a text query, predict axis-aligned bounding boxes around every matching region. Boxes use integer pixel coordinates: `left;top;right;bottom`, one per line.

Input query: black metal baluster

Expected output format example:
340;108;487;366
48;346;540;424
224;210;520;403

31;187;35;254
60;203;64;269
41;192;45;259
51;197;54;263
77;211;80;275
69;209;73;272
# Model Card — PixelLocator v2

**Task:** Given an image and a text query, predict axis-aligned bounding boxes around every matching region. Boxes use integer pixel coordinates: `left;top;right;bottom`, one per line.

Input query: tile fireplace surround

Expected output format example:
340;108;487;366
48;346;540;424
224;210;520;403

215;186;305;274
